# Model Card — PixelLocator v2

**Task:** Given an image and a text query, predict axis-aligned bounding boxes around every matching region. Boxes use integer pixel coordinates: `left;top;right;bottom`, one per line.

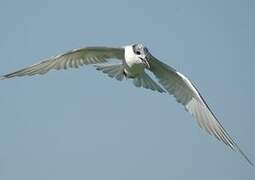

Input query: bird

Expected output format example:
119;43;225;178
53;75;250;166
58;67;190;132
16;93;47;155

1;43;253;165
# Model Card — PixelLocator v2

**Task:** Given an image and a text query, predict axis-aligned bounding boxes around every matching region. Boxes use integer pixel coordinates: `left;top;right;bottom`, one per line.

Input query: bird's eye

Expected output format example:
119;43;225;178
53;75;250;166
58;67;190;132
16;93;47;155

136;51;141;55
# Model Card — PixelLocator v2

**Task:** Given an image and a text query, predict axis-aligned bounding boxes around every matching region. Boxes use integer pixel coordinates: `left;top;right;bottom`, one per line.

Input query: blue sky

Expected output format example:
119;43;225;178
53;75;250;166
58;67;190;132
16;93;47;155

0;0;254;179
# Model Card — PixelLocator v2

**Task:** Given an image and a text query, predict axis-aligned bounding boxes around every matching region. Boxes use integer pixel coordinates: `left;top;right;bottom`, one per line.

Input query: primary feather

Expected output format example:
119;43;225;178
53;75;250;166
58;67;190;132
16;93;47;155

1;44;252;165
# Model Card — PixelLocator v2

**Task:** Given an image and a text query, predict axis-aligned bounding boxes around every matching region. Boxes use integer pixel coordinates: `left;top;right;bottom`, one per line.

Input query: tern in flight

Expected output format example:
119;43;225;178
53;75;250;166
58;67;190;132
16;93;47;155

1;43;253;165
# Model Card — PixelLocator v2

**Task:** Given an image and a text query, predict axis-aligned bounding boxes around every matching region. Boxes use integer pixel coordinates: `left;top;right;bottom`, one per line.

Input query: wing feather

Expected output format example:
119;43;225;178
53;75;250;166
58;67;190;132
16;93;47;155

1;47;124;79
148;55;253;165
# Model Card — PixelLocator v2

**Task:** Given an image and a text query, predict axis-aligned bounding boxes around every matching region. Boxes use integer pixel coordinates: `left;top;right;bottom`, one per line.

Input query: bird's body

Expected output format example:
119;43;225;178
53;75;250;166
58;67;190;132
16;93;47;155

0;43;253;165
123;45;148;78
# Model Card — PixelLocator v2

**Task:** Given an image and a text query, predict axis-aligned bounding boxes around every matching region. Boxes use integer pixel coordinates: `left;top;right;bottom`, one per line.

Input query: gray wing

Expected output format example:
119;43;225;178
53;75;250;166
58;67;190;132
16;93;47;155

1;47;124;79
148;55;253;165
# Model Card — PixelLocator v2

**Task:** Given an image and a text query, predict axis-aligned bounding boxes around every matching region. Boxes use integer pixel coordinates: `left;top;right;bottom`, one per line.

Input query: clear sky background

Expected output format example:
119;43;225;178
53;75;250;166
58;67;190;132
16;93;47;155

0;0;254;179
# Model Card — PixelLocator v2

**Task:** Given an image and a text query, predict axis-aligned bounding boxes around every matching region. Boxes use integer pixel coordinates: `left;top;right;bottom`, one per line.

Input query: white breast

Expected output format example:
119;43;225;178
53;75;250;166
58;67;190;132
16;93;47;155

124;46;139;67
123;45;144;77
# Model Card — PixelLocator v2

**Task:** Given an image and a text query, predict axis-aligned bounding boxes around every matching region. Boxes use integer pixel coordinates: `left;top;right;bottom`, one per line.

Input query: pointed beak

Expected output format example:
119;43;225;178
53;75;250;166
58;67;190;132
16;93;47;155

139;56;150;69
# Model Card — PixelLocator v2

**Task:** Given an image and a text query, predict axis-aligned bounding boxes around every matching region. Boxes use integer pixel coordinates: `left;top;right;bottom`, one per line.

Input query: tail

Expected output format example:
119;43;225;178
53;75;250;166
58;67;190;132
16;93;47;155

95;64;125;81
133;72;165;93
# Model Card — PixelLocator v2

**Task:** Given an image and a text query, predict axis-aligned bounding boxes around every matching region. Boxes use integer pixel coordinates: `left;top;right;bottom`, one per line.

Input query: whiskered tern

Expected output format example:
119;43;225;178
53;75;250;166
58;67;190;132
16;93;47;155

1;44;253;165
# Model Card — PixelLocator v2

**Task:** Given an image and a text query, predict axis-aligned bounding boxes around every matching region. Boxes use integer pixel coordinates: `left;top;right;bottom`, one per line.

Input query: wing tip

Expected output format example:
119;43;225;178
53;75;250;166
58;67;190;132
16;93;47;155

234;144;254;167
0;76;6;80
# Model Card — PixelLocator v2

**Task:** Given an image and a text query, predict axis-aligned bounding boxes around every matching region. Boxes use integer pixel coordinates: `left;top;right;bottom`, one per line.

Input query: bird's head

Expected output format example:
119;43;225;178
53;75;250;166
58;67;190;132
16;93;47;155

132;43;150;69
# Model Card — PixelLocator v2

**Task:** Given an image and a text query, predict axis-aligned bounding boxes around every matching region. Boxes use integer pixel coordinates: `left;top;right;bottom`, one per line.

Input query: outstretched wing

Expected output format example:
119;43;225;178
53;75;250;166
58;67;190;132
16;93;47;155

1;47;124;79
148;55;253;165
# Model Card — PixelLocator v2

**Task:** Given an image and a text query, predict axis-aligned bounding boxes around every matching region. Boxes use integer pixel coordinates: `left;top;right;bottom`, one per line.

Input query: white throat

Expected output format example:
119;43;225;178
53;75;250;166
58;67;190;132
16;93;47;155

124;45;140;67
123;45;146;77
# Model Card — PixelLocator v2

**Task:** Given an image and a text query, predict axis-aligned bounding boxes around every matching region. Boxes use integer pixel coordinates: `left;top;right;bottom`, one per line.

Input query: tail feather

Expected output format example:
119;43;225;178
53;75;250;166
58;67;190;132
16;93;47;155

95;64;125;81
96;64;165;93
133;72;165;93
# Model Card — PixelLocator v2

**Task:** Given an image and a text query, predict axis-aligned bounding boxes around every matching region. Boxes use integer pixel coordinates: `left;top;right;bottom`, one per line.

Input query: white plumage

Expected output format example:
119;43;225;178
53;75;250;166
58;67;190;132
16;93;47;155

1;43;253;165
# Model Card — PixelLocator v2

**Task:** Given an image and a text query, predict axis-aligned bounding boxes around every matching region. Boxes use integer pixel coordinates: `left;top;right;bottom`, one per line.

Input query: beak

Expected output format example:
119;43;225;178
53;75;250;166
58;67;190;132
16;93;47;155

139;56;150;69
